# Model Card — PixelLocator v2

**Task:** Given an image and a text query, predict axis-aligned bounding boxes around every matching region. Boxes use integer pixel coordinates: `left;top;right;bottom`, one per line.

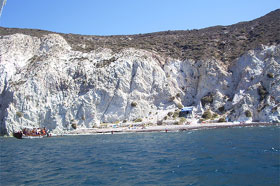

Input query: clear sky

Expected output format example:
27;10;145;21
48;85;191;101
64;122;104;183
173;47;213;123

0;0;279;36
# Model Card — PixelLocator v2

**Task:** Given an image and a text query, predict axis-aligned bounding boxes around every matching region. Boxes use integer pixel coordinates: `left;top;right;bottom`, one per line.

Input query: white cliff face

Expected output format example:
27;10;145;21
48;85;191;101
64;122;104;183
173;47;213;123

0;33;279;135
228;45;280;122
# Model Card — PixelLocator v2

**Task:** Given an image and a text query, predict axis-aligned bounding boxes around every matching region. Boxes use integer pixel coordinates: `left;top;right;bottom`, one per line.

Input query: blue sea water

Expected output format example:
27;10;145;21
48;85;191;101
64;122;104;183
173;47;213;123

0;126;279;186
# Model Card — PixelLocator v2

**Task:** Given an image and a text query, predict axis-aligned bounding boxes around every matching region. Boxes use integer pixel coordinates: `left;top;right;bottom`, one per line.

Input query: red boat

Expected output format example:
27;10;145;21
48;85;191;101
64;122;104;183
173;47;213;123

13;128;49;139
13;132;48;139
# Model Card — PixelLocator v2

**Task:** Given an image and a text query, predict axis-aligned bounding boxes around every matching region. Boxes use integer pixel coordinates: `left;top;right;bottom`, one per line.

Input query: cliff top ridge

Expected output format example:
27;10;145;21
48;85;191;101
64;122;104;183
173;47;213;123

0;9;279;62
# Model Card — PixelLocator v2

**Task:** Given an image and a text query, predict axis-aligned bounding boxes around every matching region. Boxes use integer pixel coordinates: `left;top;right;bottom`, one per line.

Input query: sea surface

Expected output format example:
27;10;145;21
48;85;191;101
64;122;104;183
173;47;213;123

0;126;279;186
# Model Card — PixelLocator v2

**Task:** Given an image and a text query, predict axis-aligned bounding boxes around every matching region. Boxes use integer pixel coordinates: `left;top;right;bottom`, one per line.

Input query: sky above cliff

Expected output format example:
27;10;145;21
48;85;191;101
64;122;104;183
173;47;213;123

0;0;279;35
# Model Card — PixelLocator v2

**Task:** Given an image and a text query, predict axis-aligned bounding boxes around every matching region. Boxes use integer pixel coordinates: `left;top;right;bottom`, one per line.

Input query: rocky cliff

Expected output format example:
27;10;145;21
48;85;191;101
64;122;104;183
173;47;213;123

0;10;279;135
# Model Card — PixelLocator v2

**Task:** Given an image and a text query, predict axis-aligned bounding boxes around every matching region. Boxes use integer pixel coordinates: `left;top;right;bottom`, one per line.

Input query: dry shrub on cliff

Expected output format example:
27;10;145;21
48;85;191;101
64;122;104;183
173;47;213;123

202;110;212;119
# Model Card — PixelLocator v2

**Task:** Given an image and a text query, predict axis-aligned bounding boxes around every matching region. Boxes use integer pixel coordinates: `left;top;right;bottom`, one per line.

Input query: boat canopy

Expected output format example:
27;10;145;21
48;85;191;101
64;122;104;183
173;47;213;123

181;107;193;112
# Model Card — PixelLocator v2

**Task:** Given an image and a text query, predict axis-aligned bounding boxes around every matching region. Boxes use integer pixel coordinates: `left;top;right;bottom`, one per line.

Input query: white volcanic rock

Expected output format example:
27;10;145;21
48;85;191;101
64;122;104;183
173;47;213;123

228;45;280;122
0;34;279;135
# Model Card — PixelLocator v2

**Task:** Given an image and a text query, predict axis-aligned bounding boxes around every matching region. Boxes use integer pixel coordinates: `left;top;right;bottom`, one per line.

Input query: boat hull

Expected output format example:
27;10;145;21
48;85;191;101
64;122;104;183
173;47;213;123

13;132;47;139
13;132;23;139
22;135;44;139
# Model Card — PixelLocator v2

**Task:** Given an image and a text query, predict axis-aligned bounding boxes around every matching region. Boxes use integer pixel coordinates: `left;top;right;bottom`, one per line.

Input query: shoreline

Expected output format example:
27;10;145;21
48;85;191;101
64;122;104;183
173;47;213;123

63;122;280;136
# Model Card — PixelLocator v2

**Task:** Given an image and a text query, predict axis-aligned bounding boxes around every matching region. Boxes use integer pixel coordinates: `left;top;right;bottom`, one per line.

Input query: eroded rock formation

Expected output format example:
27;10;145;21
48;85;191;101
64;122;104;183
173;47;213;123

0;10;279;135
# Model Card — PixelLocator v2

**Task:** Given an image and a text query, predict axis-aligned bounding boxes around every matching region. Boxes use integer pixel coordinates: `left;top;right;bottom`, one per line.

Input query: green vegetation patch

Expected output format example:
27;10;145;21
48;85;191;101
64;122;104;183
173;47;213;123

267;72;274;78
177;103;183;109
167;112;173;117
157;120;163;125
245;110;252;117
96;57;117;68
212;113;219;119
218;106;225;113
134;118;142;122
172;111;180;118
179;117;186;124
71;123;77;129
257;85;268;101
201;94;213;106
169;96;175;101
218;117;226;122
16;111;23;118
131;102;137;107
202;110;212;120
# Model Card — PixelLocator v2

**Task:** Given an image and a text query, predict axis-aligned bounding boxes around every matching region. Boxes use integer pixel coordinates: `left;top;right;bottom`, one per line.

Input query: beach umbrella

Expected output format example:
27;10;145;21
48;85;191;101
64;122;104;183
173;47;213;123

0;0;7;17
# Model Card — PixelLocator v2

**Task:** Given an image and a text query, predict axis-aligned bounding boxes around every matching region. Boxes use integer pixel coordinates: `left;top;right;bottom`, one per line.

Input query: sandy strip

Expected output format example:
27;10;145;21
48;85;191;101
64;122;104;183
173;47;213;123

64;122;280;135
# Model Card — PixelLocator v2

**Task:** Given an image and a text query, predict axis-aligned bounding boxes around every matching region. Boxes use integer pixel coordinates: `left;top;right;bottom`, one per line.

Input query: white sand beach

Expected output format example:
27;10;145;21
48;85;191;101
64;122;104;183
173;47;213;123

62;122;279;136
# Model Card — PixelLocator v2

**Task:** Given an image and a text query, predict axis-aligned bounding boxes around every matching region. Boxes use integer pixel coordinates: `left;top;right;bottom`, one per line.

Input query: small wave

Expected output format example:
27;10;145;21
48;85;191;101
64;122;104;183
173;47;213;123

271;147;279;152
264;147;280;153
